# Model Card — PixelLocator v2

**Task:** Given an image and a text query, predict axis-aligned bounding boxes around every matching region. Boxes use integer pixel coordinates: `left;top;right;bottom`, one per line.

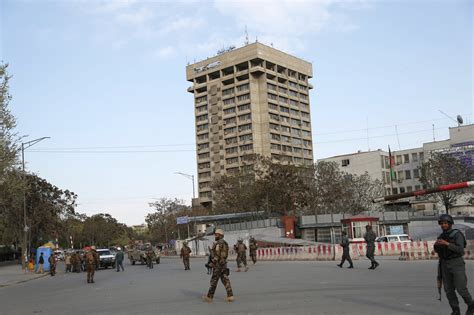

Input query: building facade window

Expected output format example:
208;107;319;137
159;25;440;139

237;94;250;102
413;169;420;178
404;154;410;163
405;170;411;179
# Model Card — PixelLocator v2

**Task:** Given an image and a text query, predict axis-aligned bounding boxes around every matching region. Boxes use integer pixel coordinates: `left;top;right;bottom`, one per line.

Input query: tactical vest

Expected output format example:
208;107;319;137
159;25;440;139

85;252;95;265
436;229;466;260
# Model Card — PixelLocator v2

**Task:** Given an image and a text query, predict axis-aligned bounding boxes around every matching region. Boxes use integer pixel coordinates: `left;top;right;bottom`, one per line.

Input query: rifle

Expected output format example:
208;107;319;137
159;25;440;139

437;260;442;301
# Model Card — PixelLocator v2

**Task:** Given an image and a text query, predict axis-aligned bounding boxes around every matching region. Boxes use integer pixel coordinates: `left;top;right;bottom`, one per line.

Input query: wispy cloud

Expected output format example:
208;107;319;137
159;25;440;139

116;7;154;25
155;46;175;58
213;0;366;52
160;16;205;34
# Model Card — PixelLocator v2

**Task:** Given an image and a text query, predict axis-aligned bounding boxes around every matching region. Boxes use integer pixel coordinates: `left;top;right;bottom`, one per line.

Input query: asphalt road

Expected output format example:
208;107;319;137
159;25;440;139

0;257;473;315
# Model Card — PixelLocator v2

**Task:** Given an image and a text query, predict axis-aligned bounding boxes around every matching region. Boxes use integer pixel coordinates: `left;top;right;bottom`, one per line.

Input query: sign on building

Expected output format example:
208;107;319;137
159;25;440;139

177;216;189;225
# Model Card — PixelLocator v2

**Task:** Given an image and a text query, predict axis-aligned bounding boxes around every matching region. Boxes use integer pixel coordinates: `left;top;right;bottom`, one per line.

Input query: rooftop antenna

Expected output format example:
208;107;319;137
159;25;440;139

395;125;401;150
366;116;370;151
438;109;459;125
245;25;249;45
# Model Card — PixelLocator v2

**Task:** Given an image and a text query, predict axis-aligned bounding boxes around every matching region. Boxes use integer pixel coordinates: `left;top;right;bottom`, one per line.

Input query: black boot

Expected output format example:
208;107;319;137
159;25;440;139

450;306;460;315
368;262;375;270
337;264;343;268
348;264;354;269
466;303;474;315
373;262;379;269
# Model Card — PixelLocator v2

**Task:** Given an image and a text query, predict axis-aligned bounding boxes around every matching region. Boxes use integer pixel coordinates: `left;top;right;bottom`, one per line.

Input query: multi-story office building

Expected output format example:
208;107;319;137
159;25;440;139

319;124;474;201
186;43;314;206
318;150;392;196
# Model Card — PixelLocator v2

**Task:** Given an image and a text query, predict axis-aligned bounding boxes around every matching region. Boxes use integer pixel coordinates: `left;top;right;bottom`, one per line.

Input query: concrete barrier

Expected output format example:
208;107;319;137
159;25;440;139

398;241;430;260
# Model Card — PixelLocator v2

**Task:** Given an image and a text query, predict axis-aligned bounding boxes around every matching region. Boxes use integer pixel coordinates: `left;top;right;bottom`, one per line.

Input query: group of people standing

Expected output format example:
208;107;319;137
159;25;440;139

64;247;100;283
65;251;86;273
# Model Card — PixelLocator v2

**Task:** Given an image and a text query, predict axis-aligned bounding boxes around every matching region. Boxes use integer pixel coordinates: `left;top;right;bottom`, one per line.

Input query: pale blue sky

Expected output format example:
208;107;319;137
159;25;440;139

1;0;472;225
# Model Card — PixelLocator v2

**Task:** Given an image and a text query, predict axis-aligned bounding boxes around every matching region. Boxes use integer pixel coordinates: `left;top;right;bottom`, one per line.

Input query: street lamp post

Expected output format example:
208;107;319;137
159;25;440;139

21;137;50;270
174;172;195;239
174;172;195;199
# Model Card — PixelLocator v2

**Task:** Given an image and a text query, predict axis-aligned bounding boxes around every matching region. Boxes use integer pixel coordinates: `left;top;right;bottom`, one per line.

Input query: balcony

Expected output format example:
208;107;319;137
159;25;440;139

250;66;265;75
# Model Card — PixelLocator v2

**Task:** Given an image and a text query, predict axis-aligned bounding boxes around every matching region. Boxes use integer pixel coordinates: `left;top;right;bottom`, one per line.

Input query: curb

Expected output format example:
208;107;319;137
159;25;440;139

0;273;49;288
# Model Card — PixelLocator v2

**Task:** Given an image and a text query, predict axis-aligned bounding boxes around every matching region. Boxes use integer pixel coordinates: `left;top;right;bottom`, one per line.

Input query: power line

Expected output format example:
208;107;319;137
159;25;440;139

27;125;452;154
29;149;196;153
34;143;195;150
312;113;472;136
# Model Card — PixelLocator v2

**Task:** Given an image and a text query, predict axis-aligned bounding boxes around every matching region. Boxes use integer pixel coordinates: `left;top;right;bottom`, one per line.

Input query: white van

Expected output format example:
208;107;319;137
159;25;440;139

376;234;412;243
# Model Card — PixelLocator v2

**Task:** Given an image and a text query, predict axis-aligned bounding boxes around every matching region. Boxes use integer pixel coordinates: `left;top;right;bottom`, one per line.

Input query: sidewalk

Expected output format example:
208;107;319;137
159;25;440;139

0;263;48;288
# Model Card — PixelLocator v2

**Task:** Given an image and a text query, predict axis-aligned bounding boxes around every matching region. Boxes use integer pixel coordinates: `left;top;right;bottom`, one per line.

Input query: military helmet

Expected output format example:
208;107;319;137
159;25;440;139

183;241;188;245
215;228;224;236
438;214;454;225
238;239;243;243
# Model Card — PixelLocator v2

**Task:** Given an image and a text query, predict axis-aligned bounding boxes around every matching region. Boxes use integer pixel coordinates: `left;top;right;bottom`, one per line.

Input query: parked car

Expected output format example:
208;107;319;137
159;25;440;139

96;249;116;269
376;234;412;243
54;250;65;261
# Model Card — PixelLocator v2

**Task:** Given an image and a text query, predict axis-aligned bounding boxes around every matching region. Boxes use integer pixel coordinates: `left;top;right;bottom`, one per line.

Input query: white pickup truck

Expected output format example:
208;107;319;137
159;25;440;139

97;249;116;269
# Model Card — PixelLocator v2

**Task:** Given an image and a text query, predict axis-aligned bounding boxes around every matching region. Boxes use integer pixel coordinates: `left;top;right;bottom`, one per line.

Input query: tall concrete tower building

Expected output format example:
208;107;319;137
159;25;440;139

186;42;314;207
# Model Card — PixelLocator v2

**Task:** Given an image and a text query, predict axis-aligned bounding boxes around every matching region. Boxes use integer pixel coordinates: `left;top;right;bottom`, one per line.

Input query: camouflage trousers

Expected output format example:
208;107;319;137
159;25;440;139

250;251;257;264
183;256;190;270
86;264;95;283
366;245;377;264
236;252;247;268
50;264;56;276
207;264;233;298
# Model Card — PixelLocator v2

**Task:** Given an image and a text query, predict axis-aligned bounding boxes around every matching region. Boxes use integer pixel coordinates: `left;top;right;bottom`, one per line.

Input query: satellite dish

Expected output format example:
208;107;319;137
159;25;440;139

457;115;463;125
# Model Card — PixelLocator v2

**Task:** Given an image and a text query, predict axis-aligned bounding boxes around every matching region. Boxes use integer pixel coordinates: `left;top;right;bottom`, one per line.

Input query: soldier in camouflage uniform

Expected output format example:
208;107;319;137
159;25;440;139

180;241;192;270
146;248;154;269
337;231;353;269
249;237;258;264
85;246;99;284
203;229;234;303
364;225;379;270
234;239;248;272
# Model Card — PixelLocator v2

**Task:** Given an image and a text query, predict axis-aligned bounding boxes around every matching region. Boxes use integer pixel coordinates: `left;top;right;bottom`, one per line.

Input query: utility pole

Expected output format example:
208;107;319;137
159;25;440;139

174;172;195;199
21;137;50;270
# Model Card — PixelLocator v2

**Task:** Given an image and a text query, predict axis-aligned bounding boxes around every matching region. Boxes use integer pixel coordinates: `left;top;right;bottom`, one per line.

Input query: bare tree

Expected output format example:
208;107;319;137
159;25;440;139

420;152;473;214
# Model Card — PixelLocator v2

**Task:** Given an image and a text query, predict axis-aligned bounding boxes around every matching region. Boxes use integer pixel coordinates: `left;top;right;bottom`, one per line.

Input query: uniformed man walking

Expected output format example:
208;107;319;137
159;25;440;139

434;214;474;315
203;229;234;303
115;247;125;272
364;225;379;270
337;231;353;269
249;237;258;265
146;248;154;269
85;246;99;284
48;253;57;276
180;241;192;270
234;239;248;272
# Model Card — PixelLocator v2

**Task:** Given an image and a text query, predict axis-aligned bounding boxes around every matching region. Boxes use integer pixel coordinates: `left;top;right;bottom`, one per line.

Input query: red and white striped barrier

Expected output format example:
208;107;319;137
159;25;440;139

399;241;430;260
256;244;335;261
